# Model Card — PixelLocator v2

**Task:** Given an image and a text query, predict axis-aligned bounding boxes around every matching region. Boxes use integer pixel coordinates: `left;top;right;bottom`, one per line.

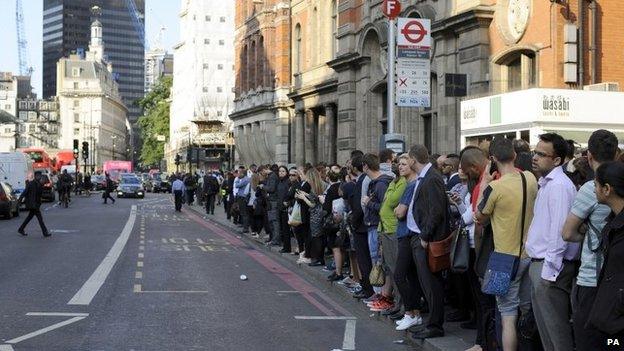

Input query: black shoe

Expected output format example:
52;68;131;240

412;328;444;339
446;310;470;322
381;307;401;316
308;261;324;267
352;291;373;299
278;249;290;254
269;241;281;246
327;272;344;282
18;229;27;236
388;311;404;320
460;320;477;330
43;232;51;237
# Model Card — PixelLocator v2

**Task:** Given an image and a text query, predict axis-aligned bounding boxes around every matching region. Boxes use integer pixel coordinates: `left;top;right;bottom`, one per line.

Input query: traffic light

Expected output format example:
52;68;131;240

82;141;89;160
174;154;181;165
73;139;79;159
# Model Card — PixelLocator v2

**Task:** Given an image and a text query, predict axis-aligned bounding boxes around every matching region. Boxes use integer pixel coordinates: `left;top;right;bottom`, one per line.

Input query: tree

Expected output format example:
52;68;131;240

137;77;172;167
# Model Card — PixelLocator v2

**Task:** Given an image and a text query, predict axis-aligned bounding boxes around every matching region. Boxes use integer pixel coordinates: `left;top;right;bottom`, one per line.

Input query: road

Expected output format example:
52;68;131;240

0;193;415;351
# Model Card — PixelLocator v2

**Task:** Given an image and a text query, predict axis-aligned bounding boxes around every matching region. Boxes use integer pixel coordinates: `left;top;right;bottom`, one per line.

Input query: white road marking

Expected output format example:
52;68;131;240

0;345;14;351
137;261;143;268
294;316;356;320
25;312;88;317
276;290;301;294
67;205;137;305
133;284;142;292
138;290;211;294
342;319;356;350
138;253;144;258
135;271;143;279
6;315;88;344
49;229;78;233
139;245;145;251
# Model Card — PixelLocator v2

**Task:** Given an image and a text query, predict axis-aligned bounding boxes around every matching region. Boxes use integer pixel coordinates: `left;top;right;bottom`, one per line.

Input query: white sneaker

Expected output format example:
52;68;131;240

395;314;423;331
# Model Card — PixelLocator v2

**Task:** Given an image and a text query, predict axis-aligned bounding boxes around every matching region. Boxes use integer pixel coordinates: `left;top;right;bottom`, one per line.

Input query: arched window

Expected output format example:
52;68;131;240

495;50;537;92
241;44;248;93
258;36;265;88
331;0;338;58
294;24;302;74
250;40;256;89
312;7;318;65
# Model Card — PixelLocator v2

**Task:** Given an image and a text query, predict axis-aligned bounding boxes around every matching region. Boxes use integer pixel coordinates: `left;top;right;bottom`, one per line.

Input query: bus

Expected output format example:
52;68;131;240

21;148;53;172
55;150;76;173
103;160;132;182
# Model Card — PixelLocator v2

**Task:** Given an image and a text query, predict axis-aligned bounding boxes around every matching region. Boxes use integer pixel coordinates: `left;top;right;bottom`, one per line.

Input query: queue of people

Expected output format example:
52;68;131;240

180;129;624;351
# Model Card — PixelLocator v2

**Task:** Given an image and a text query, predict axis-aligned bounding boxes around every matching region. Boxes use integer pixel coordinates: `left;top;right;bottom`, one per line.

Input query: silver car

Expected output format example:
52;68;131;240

116;176;145;198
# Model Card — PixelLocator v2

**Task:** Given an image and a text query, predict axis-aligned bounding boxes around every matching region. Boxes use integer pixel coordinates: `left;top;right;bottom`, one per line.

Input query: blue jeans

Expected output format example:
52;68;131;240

367;227;380;264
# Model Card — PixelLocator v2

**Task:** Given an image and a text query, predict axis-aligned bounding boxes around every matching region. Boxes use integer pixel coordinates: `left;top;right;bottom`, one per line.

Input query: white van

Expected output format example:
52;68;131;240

0;152;34;197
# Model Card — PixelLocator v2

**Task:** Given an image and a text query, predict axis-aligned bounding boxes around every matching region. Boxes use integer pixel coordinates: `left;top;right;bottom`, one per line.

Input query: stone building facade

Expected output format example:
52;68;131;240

233;0;624;166
230;0;293;166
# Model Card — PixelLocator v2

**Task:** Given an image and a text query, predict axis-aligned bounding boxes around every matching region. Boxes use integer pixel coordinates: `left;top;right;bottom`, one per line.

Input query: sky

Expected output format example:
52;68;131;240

0;0;181;97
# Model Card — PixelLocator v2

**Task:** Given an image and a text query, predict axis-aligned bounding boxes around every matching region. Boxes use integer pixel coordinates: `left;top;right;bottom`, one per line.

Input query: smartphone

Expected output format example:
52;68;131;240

489;161;498;175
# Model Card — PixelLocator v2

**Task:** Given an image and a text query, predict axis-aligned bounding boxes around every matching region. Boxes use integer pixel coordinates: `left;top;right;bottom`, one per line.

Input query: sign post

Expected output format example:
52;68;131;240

396;18;432;108
381;0;406;154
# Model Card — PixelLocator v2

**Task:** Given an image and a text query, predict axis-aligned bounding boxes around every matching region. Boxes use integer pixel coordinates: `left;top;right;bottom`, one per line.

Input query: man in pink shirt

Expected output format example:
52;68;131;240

525;133;579;351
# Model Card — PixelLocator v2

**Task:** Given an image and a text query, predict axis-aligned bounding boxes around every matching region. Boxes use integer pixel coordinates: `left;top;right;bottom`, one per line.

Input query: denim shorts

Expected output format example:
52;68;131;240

495;257;532;316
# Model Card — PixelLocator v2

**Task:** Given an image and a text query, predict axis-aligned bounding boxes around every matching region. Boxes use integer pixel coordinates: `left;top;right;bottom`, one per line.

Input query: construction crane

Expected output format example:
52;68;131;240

15;0;32;76
125;0;146;49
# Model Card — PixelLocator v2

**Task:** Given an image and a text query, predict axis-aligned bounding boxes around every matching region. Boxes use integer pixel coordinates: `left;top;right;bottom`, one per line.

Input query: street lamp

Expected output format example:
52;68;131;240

111;134;117;160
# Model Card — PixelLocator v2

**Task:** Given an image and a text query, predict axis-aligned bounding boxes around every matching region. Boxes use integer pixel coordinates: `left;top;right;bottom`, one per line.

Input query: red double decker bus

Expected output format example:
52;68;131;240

21;148;53;172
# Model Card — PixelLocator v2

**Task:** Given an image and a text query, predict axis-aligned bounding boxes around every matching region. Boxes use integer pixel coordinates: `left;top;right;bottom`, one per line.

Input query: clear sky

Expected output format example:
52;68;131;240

0;0;181;98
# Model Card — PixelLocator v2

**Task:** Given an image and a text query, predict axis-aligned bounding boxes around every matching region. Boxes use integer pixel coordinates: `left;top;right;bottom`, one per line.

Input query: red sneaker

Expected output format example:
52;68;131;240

370;297;395;312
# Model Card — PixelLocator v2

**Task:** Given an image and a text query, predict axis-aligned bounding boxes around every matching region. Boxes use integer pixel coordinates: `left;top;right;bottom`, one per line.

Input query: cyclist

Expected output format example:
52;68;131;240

57;170;73;207
83;172;92;197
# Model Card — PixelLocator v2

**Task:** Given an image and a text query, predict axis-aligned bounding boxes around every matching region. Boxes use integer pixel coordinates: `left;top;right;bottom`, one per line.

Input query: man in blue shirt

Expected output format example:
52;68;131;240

171;175;185;212
234;166;251;233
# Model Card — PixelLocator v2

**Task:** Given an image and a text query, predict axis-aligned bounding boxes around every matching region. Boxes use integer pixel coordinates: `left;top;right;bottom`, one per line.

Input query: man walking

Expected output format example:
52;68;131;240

18;174;50;237
408;144;450;339
172;176;185;212
203;172;220;215
526;133;579;351
102;173;116;204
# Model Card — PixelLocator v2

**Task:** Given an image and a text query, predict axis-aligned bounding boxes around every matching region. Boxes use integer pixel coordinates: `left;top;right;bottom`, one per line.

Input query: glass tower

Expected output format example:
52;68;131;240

43;0;145;125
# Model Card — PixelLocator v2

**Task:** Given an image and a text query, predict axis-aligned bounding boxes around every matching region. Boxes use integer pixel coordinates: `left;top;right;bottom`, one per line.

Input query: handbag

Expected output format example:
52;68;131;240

481;171;527;296
427;230;456;273
369;262;385;287
288;202;302;227
451;223;470;273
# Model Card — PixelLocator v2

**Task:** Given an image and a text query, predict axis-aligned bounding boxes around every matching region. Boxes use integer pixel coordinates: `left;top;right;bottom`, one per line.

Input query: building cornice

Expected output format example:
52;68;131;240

288;79;338;101
432;6;495;36
327;53;371;72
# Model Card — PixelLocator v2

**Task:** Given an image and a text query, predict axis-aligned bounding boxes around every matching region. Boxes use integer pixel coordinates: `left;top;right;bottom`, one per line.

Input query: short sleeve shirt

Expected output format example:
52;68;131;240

478;171;538;256
396;181;416;238
571;181;610;287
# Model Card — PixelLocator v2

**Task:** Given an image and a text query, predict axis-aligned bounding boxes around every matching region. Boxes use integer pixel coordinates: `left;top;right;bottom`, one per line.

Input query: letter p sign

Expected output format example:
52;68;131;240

608;338;620;346
382;0;401;20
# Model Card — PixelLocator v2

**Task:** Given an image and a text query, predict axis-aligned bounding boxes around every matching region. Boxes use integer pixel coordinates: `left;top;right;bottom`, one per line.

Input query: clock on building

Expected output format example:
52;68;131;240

497;0;531;44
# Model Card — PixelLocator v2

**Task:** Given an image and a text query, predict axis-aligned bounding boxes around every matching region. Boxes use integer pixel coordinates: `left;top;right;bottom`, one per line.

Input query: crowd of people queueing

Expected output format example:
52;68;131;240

175;129;624;350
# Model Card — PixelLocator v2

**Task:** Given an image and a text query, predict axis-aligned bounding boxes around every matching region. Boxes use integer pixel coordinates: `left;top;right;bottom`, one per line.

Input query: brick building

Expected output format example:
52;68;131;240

230;1;292;165
461;0;624;146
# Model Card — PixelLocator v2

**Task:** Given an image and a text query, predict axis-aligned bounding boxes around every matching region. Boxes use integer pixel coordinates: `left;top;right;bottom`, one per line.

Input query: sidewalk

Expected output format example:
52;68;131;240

186;201;476;351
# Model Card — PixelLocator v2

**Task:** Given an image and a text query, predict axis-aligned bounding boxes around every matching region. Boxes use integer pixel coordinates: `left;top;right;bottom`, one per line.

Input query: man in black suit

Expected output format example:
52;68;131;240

18;174;50;237
348;154;374;299
407;144;450;339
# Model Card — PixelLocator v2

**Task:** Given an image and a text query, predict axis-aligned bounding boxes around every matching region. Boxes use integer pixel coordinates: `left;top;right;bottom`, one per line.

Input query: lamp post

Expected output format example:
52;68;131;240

111;134;117;160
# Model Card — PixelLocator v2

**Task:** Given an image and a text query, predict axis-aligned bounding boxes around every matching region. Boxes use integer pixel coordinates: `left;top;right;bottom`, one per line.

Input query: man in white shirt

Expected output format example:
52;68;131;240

172;176;186;212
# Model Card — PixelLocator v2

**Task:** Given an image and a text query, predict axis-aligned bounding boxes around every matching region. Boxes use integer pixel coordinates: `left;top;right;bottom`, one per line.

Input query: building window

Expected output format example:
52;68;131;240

204;39;210;45
203;63;209;69
72;67;81;77
217;87;223;93
294;24;302;74
220;16;226;22
219;40;225;46
205;15;211;21
73;82;79;89
4;104;10;110
217;111;223;116
495;50;537;93
74;113;80;123
203;87;208;92
29;124;35;133
74;128;80;135
73;100;79;107
218;64;223;70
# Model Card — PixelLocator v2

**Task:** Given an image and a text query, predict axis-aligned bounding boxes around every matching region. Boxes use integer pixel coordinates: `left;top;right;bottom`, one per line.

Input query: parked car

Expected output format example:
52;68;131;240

39;174;56;202
116;175;145;198
152;174;171;193
0;182;20;219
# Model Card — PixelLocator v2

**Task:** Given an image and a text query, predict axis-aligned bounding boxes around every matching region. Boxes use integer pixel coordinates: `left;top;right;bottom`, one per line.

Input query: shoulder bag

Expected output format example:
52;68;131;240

481;171;527;296
451;218;471;273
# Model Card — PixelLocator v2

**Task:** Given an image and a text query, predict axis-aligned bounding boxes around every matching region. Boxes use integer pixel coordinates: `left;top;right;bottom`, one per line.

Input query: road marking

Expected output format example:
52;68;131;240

67;205;137;305
140;240;145;244
342;319;356;350
135;271;143;279
294;316;356;320
137;261;143;268
49;229;79;233
139;245;145;251
138;290;211;294
25;312;88;317
138;252;144;258
133;284;142;292
276;290;301;294
5;314;88;344
0;345;14;351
